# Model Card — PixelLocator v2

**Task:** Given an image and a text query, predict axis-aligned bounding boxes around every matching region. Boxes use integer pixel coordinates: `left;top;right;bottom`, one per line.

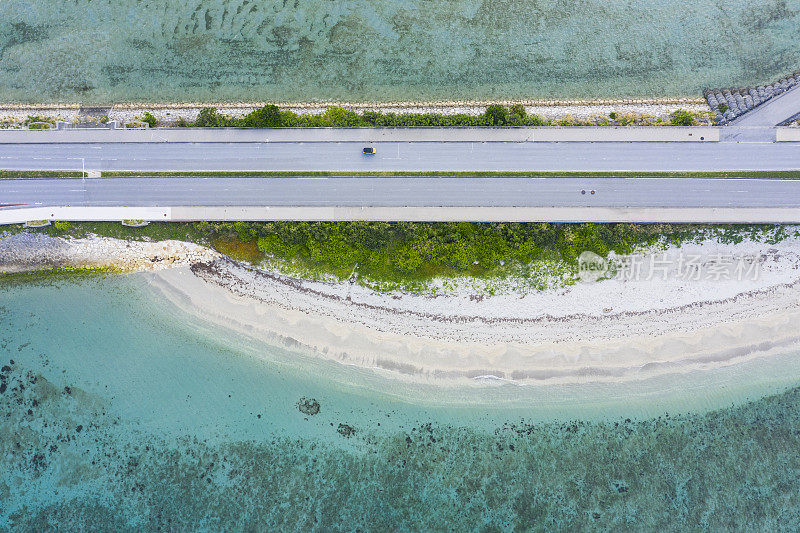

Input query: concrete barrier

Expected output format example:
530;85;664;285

777;128;800;142
532;127;718;142
3;205;800;224
0;126;720;144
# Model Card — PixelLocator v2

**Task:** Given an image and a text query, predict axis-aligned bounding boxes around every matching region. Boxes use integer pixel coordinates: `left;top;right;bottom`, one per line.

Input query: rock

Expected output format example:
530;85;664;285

337;423;356;437
297;397;320;416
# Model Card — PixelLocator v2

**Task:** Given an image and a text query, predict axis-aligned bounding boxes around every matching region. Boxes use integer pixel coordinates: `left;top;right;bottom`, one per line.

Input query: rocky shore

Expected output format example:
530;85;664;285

0;99;708;128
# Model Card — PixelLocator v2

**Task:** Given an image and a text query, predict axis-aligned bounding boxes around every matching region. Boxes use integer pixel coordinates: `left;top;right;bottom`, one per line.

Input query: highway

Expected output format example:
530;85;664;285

4;176;800;208
0;140;799;172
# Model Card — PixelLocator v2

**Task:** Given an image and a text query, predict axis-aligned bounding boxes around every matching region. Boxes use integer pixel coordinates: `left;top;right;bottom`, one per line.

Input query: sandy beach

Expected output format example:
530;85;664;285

4;231;800;386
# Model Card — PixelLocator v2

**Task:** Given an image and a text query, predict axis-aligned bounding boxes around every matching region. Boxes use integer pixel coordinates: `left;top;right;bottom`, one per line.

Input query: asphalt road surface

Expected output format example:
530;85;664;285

0;141;798;172
4;176;800;208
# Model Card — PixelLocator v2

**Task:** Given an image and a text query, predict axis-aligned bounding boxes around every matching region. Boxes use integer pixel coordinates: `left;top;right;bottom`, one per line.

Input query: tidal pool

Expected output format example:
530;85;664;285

1;0;799;103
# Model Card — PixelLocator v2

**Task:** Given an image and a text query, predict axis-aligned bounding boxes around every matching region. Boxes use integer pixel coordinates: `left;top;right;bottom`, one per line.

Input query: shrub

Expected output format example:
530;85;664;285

717;103;729;113
195;107;231;128
484;104;508;126
669;109;695;126
233;221;257;242
608;112;618;120
26;115;55;125
243;105;283;128
142;112;157;128
53;221;71;230
524;114;549;126
322;106;363;127
509;104;527;119
508;104;527;126
100;115;110;124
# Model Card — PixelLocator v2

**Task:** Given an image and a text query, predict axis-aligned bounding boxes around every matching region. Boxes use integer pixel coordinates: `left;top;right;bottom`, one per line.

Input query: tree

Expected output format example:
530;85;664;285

243;105;283;128
484;104;508;126
195;107;228;127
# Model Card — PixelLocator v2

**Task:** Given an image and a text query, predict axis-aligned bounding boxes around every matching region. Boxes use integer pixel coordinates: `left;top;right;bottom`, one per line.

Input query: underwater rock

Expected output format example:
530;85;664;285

297;397;320;416
612;481;629;494
337;423;356;437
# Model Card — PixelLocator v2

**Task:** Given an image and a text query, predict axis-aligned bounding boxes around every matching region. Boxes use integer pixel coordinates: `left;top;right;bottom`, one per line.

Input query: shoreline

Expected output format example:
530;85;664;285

4;231;800;388
0;99;709;126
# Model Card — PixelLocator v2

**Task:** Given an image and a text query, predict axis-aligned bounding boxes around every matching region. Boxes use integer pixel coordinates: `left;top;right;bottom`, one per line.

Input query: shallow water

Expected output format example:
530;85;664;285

2;274;800;529
1;0;799;103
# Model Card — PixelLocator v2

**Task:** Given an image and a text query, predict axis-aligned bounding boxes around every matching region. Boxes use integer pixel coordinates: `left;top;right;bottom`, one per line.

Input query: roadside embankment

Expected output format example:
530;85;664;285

0;126;720;143
0;100;708;128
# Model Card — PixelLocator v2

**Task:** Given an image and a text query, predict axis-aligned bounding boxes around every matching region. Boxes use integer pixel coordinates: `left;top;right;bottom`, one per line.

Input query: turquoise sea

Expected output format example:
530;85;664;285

1;0;799;103
2;273;800;529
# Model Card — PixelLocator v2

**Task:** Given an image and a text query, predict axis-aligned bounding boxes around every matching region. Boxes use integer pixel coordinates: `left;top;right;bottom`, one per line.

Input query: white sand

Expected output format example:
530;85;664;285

4;231;800;386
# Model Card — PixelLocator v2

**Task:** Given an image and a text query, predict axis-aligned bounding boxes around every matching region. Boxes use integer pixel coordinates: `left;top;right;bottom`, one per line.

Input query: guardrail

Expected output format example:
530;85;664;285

0;126;720;144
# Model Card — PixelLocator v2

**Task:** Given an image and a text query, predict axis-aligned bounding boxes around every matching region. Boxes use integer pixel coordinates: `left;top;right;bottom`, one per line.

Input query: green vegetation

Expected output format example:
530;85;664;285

484;104;509;126
95;170;800;179
52;221;71;230
669;109;696;126
0;265;120;288
142;112;157;128
4;222;794;292
718;103;729;114
25;115;56;126
180;105;710;129
0;170;84;178
5;170;800;180
195;107;230;128
242;104;283;128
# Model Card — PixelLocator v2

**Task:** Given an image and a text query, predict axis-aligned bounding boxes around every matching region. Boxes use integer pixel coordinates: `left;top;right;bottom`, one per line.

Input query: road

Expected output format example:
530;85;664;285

0;141;798;172
4;176;800;208
731;83;800;126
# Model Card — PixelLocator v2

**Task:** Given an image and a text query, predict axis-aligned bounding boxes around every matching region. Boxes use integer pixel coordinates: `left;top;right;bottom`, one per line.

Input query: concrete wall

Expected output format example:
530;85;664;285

3;205;800;224
0;127;720;144
777;128;800;142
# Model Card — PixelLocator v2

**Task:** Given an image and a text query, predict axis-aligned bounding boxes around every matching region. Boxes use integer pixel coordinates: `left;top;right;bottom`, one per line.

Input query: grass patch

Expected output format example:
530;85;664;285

96;171;800;179
0;170;85;179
